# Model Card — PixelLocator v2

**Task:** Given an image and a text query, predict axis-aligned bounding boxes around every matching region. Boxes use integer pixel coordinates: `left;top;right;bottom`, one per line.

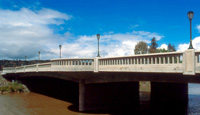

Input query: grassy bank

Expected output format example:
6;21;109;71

0;73;29;94
0;81;25;93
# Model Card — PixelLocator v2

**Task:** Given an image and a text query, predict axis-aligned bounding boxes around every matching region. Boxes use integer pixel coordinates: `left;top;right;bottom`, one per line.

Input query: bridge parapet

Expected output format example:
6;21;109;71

98;51;184;73
2;50;200;75
51;58;94;72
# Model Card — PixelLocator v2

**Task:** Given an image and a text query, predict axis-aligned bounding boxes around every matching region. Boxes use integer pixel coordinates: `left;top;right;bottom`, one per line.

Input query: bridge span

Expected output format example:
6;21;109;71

1;49;200;112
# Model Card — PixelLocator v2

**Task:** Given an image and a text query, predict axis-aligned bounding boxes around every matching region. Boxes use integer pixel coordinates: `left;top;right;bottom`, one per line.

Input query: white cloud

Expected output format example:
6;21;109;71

0;8;164;60
197;25;200;33
52;31;164;58
0;8;71;59
0;8;70;26
178;36;200;51
158;44;168;50
129;24;139;29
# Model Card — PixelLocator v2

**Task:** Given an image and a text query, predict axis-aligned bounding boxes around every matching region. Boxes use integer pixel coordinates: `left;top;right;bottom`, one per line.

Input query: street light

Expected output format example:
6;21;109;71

188;11;194;49
38;51;40;60
59;45;62;58
96;34;100;57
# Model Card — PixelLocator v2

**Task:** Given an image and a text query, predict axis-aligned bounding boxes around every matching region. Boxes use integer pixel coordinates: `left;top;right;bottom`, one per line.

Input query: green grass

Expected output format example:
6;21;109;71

0;81;24;93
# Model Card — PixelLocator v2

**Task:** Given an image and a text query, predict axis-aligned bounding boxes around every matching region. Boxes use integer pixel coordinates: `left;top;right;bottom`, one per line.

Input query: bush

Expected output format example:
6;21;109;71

0;81;24;93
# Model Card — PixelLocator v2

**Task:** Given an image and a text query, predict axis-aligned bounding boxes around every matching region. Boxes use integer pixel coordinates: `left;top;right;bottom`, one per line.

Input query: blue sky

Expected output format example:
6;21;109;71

0;0;200;59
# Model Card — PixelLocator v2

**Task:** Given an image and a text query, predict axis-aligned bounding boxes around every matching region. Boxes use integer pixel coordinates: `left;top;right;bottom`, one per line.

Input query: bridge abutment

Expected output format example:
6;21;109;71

150;82;188;111
78;81;139;112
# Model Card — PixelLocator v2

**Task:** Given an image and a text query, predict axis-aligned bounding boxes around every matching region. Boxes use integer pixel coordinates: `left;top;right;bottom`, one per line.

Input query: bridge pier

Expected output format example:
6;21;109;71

78;81;139;112
150;82;188;111
79;79;86;112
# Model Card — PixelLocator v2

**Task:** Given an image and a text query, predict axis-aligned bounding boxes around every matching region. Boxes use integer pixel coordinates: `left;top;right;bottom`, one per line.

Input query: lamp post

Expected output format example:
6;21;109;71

59;45;62;58
38;51;40;60
188;11;194;49
96;34;100;57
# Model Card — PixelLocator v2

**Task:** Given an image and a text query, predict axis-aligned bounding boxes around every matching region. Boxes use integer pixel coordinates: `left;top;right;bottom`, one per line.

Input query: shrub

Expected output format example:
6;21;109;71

0;81;24;93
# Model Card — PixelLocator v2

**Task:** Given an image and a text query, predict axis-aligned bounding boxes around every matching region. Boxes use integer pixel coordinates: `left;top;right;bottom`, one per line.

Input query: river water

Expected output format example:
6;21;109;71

0;83;199;115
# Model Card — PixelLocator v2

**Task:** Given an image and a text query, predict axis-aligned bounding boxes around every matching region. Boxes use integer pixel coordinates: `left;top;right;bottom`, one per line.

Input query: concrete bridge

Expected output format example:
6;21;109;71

1;49;200;112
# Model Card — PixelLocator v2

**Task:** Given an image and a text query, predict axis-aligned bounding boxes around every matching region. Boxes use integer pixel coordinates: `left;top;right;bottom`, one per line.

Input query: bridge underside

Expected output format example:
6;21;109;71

2;72;196;112
3;72;200;84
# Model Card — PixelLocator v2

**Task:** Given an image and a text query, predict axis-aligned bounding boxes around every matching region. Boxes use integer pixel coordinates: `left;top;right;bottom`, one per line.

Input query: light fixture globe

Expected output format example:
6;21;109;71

187;11;194;20
97;34;100;40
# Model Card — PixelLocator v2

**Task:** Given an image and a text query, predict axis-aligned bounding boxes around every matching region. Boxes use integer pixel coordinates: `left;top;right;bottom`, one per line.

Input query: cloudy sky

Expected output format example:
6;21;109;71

0;0;200;60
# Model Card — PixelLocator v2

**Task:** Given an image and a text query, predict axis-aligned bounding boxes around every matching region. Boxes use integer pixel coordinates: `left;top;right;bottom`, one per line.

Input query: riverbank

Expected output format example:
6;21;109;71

0;73;29;94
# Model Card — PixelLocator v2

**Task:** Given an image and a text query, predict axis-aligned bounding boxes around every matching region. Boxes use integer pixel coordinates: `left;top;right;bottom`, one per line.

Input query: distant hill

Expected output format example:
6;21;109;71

0;60;50;70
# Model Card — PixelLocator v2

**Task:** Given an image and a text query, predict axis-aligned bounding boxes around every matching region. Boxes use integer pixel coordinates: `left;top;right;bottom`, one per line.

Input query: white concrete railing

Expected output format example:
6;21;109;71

2;58;94;75
51;58;94;71
2;63;52;74
2;50;200;75
98;51;184;73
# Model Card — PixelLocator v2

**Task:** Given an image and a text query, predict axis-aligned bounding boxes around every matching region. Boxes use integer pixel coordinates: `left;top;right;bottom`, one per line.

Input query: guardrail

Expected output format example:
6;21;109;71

98;51;184;73
2;50;200;75
51;58;94;71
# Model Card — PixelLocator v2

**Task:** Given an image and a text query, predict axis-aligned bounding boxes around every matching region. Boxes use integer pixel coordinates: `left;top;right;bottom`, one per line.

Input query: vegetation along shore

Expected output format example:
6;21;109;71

0;73;29;94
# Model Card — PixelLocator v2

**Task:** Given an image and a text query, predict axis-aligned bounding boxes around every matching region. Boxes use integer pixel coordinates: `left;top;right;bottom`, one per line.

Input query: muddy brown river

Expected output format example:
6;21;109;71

0;83;199;115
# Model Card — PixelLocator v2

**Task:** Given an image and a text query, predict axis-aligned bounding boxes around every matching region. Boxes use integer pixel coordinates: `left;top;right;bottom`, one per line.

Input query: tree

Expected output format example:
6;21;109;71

168;43;176;52
149;37;158;53
156;48;168;53
134;41;148;54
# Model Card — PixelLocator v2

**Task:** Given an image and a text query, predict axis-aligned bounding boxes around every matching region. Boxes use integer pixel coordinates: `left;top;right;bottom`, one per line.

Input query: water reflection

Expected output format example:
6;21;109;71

188;83;200;114
0;93;109;115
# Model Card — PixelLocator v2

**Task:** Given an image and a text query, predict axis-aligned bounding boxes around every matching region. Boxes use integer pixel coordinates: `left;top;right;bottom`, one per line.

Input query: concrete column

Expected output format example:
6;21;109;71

133;58;135;64
155;57;157;64
91;60;94;66
94;57;100;72
159;57;161;64
172;56;174;64
176;56;180;64
79;79;86;112
147;58;149;64
151;57;153;64
167;57;170;64
183;49;195;75
163;57;165;64
195;55;198;64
